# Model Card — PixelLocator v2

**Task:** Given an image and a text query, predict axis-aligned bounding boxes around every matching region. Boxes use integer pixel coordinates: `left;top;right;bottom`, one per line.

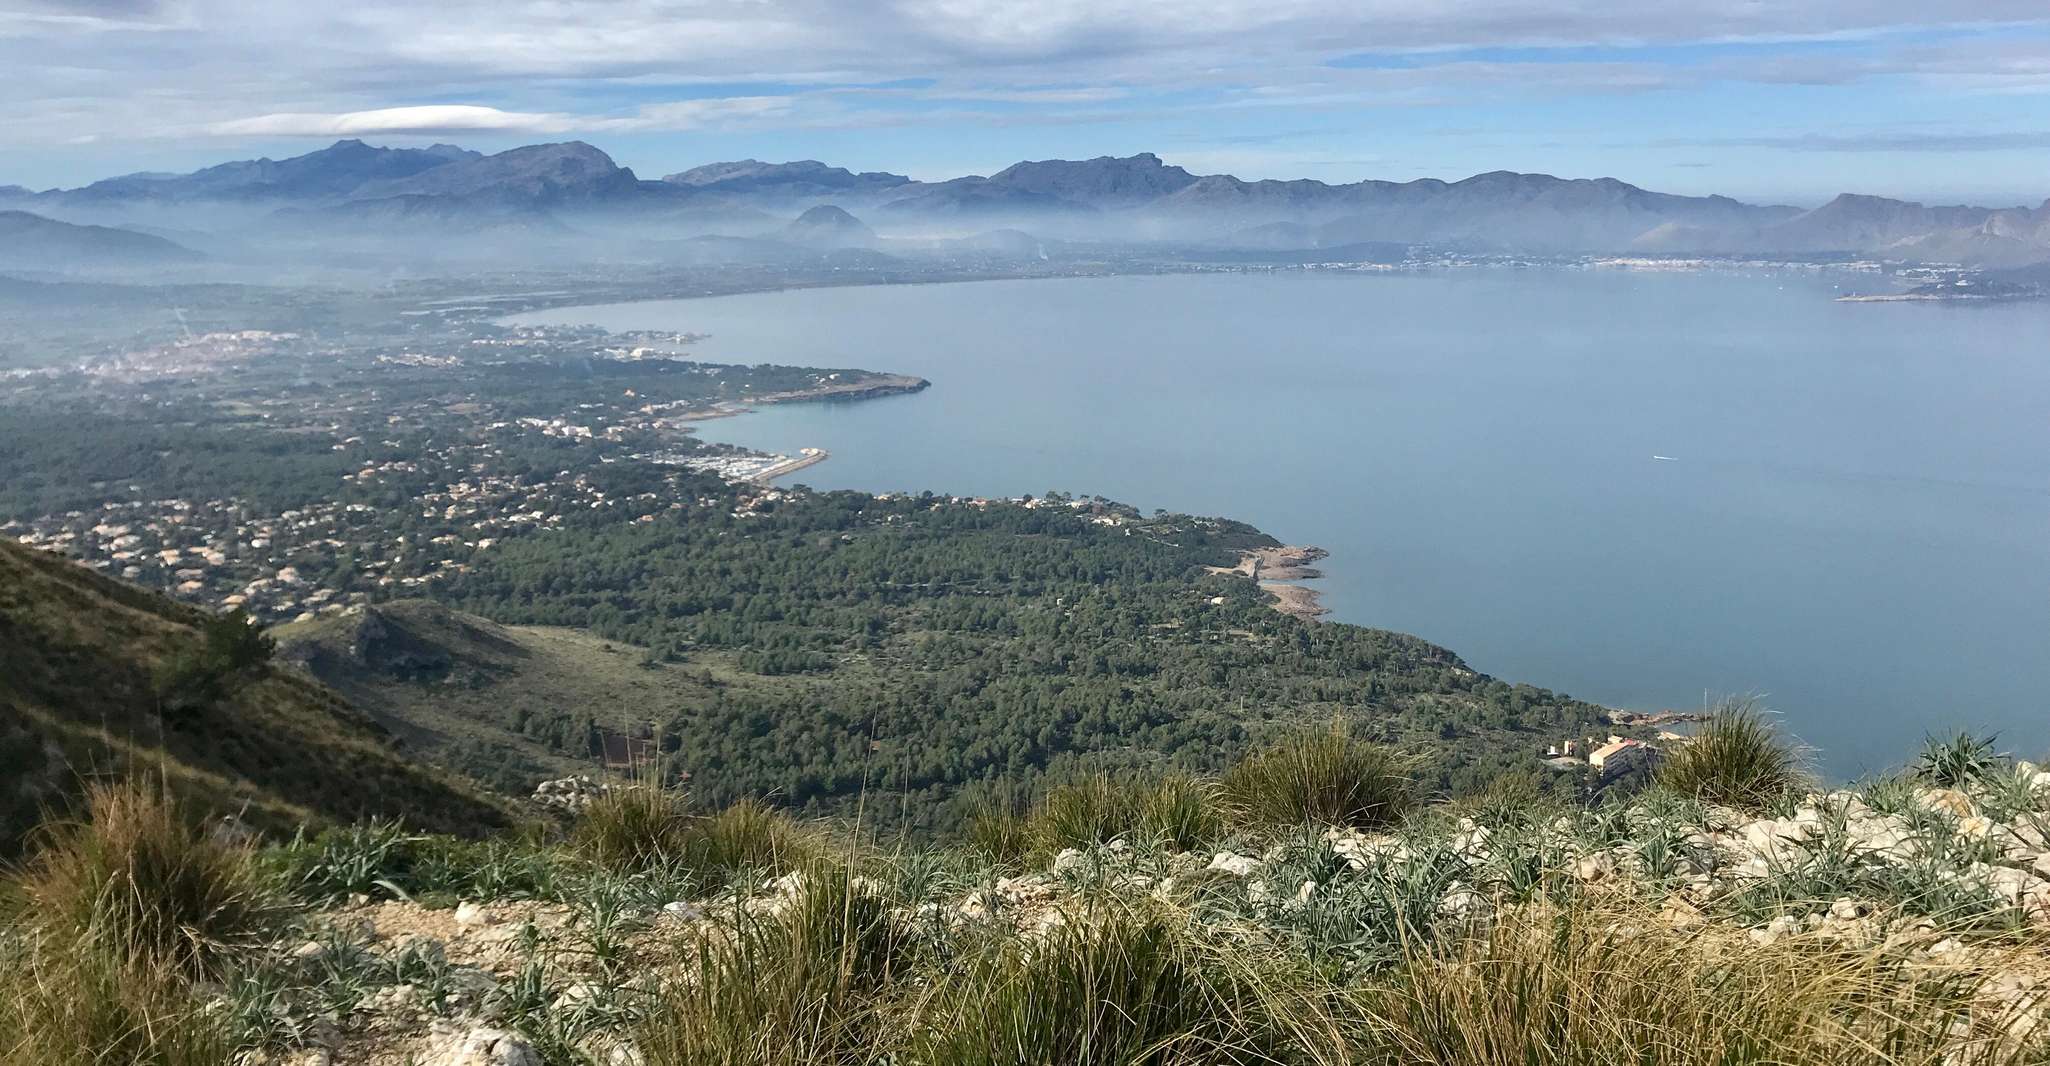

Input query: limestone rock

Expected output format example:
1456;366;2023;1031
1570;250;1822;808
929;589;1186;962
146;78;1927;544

1206;852;1260;878
1916;787;1976;820
1572;851;1618;883
423;1027;541;1066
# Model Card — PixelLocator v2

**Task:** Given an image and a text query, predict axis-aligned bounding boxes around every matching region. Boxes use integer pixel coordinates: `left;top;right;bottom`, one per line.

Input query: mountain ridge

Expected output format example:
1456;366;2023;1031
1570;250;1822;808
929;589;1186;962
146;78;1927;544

10;141;2047;265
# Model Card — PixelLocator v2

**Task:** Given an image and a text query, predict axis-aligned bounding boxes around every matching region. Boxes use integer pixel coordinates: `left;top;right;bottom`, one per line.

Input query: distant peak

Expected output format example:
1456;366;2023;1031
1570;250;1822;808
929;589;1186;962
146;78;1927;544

790;203;866;227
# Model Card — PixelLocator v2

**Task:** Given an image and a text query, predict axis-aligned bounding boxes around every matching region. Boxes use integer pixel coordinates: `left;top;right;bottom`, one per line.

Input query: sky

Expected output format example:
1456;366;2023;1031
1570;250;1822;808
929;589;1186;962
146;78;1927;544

3;1;2049;206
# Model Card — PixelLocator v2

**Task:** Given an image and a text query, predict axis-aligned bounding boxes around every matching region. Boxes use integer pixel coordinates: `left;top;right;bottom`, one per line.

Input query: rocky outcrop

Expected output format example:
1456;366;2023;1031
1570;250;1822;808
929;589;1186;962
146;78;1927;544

531;774;611;813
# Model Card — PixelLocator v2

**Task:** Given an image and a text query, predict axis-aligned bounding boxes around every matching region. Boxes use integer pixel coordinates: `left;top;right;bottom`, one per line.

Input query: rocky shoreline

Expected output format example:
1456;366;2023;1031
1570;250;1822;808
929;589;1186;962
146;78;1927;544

1211;544;1330;620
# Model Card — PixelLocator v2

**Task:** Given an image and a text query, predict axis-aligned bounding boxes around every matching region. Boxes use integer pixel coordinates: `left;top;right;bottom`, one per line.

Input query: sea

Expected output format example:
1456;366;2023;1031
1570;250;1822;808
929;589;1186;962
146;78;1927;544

509;268;2050;778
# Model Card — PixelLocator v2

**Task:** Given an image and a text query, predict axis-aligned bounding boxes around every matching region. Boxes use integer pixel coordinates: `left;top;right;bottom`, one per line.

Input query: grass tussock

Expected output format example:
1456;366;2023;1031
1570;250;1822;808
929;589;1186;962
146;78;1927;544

1350;902;2034;1066
11;777;285;979
0;942;233;1066
1223;724;1417;830
1;777;281;1066
1654;698;1807;810
909;901;1352;1066
635;865;913;1066
574;789;814;886
1016;773;1227;858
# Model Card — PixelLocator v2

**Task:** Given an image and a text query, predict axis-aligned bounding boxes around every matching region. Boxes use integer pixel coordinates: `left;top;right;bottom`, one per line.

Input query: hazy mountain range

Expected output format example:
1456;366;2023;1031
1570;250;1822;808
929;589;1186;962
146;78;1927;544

3;139;2046;270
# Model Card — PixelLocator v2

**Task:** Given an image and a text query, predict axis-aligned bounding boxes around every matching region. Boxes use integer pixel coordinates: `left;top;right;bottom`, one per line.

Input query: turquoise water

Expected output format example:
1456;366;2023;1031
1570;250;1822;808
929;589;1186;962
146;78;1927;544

511;270;2050;777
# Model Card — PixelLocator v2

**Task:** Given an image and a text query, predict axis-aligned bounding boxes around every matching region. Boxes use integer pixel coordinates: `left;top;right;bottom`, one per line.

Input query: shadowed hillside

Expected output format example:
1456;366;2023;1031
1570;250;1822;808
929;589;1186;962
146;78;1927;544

0;541;509;855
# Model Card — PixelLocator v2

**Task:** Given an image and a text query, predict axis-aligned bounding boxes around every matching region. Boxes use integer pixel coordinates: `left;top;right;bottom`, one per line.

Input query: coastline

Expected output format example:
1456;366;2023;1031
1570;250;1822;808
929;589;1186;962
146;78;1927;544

1210;544;1331;620
752;373;930;405
661;375;927;483
751;447;829;483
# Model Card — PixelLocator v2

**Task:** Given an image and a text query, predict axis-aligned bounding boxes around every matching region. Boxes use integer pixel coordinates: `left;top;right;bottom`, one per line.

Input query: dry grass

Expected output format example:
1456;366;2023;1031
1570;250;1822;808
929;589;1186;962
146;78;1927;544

11;777;286;979
1;777;282;1066
574;789;816;888
1349;902;2045;1066
907;899;1355;1066
635;865;913;1066
0;941;233;1066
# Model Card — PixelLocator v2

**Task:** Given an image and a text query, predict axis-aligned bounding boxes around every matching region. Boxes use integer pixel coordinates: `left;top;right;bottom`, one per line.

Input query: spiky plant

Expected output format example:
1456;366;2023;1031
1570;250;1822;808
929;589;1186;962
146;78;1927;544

1913;731;2002;790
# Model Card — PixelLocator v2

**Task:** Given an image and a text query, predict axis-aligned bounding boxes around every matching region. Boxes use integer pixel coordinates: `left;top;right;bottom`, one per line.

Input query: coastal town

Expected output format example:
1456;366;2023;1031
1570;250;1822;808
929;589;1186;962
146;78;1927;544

0;305;928;625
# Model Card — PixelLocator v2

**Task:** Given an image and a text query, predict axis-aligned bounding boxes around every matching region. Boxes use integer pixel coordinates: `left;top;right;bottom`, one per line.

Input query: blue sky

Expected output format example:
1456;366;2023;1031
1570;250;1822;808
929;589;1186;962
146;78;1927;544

3;1;2048;206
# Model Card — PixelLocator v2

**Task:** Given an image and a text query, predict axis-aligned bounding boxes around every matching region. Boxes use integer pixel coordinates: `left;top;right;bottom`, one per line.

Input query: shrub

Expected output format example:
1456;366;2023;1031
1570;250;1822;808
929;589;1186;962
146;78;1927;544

966;797;1033;864
680;799;813;881
11;778;286;980
1654;698;1806;811
153;609;274;711
1136;773;1226;853
635;866;912;1066
1222;725;1416;830
1914;731;2002;789
1;778;278;1066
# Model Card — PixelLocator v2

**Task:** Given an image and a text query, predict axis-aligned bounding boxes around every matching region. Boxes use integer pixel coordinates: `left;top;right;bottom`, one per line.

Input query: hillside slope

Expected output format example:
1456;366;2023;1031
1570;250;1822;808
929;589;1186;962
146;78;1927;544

276;600;760;793
0;541;509;854
0;209;200;270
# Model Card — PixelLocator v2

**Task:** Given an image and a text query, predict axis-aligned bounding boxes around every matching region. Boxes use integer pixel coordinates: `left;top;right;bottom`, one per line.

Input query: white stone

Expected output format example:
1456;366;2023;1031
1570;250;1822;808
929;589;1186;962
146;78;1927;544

1572;851;1618;883
1051;848;1087;874
454;902;497;928
1206;852;1260;878
423;1027;541;1066
1979;864;2048;906
360;983;421;1015
1749;915;1801;945
1439;887;1486;919
1737;818;1812;861
1916;787;1976;819
661;901;704;921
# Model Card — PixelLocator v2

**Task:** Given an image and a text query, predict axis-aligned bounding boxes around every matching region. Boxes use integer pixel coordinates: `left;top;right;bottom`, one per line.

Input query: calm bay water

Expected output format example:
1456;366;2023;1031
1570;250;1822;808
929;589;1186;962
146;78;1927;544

512;270;2050;776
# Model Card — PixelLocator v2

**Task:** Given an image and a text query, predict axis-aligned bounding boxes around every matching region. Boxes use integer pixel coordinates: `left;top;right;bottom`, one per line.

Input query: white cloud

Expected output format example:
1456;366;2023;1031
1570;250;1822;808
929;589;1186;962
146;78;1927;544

207;97;805;138
594;96;799;131
209;104;574;137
